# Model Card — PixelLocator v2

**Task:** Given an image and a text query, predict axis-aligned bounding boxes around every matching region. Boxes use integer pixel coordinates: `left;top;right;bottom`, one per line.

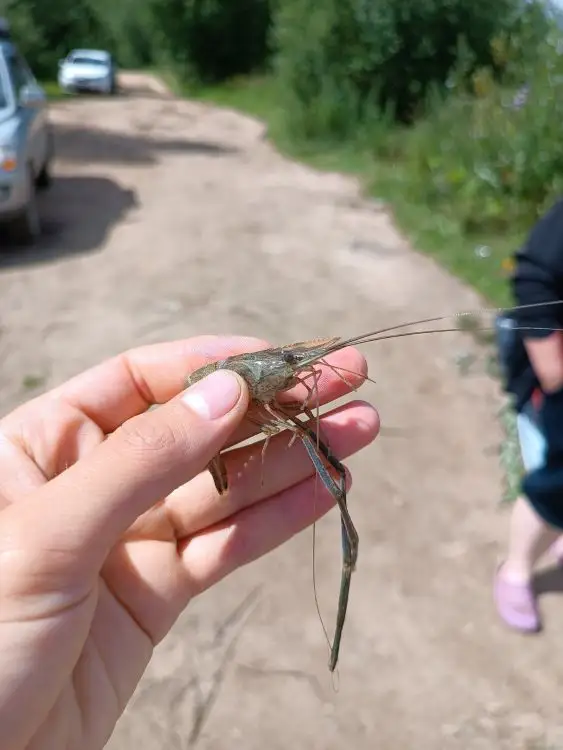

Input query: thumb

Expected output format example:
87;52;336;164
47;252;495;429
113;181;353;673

5;369;250;566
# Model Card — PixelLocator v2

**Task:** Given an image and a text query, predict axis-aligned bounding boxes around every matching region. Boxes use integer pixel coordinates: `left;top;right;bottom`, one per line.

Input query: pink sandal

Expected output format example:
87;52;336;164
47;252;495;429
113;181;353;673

493;564;541;633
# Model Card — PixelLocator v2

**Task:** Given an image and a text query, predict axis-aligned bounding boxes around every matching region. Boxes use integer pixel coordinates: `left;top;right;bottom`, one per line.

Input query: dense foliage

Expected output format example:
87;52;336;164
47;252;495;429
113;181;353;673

0;0;148;76
0;0;272;80
272;0;542;137
2;0;561;238
150;0;272;83
386;3;563;232
2;0;548;101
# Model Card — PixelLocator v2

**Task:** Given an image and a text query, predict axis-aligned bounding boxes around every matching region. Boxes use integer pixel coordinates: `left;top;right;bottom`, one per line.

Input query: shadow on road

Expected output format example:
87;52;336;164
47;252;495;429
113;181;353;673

0;175;138;268
0;95;236;265
535;564;563;596
53;121;239;166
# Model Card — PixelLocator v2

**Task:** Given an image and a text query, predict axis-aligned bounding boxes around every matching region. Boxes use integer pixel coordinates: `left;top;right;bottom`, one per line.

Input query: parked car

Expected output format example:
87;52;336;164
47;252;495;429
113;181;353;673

57;49;117;95
0;19;54;244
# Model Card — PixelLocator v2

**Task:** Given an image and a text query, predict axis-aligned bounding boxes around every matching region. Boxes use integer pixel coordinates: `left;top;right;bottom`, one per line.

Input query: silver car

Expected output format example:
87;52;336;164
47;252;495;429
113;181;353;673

0;24;53;244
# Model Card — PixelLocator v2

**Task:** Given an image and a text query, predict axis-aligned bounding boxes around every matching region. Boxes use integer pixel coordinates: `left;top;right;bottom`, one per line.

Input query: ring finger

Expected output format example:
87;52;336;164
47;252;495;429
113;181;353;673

133;400;379;541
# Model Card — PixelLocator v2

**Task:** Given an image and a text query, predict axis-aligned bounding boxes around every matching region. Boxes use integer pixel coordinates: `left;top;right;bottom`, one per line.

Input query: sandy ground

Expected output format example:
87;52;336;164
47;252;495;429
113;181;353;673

1;72;563;749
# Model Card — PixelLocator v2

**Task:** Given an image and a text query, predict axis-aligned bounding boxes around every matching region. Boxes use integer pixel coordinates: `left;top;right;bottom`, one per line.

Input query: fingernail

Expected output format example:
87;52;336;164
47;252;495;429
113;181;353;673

182;369;241;420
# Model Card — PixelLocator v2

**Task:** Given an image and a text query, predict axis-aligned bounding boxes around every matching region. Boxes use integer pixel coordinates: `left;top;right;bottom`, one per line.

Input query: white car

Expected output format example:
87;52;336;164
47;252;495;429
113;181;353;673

57;49;117;96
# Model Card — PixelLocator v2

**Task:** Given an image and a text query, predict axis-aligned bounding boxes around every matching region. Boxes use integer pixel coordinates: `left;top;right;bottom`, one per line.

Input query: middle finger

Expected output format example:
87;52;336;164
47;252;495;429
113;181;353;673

139;399;379;540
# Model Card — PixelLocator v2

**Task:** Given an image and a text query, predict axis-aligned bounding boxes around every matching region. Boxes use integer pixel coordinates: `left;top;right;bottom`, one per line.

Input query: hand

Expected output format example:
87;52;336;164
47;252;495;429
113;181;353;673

524;332;563;395
0;335;379;750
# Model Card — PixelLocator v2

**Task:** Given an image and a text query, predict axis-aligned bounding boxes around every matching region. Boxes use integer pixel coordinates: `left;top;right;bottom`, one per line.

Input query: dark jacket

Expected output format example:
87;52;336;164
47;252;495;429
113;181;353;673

500;198;563;528
502;197;563;411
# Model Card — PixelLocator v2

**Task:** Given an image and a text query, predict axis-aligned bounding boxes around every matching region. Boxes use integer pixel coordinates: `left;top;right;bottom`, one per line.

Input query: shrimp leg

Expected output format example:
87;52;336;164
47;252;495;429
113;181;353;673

208;454;228;495
264;402;358;672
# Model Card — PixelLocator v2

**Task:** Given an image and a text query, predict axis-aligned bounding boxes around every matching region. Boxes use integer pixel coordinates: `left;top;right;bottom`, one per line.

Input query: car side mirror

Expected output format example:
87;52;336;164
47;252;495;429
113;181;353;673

19;84;46;108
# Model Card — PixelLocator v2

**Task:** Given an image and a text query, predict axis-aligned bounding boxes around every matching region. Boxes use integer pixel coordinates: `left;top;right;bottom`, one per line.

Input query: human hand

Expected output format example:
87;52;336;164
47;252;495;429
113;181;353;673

0;335;379;750
524;333;563;395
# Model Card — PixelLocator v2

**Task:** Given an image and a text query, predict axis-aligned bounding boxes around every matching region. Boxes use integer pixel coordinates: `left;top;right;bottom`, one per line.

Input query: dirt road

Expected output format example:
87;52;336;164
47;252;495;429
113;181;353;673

1;73;563;749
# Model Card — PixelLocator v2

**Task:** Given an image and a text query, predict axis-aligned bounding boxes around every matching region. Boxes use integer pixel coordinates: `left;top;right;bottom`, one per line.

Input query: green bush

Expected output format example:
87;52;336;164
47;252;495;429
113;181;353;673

2;0;111;79
152;0;273;83
401;25;563;234
2;0;273;82
272;0;544;141
1;0;154;76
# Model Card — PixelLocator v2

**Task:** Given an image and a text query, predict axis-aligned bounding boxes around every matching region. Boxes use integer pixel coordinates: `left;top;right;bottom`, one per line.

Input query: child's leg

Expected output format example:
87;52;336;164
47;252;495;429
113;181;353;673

502;495;560;583
494;401;559;631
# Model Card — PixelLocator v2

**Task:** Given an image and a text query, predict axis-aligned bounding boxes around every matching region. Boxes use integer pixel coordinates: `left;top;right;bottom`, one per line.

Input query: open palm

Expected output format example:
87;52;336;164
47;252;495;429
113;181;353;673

0;335;378;750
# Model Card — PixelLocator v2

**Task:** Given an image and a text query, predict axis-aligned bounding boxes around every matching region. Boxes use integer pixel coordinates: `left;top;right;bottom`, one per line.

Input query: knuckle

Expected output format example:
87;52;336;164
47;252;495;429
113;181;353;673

217;520;254;571
116;411;184;460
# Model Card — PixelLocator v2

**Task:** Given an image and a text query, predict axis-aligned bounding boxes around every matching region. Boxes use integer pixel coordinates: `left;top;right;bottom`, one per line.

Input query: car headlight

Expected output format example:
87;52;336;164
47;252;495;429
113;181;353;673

0;145;17;172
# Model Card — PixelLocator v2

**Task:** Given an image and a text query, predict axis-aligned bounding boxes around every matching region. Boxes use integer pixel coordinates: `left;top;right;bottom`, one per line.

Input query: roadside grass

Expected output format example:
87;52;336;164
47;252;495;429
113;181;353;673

41;80;71;101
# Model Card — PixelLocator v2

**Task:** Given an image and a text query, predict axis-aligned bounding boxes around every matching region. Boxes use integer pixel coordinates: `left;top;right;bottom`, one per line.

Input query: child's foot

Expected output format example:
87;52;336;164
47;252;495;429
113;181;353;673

493;564;541;633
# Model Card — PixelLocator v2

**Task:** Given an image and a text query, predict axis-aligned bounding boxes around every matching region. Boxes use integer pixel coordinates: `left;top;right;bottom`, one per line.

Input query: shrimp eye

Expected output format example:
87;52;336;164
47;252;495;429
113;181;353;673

282;351;298;364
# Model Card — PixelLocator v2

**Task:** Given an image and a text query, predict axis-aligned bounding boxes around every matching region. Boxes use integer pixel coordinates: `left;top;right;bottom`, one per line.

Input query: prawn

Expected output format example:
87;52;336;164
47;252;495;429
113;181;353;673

185;300;563;673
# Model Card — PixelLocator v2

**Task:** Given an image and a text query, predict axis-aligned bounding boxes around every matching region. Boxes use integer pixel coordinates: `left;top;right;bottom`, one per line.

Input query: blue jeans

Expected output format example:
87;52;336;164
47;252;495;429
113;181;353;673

517;399;546;473
518;388;563;531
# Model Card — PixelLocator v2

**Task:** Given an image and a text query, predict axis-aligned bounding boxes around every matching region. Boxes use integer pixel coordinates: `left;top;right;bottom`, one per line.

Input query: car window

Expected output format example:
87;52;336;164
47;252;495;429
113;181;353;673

69;56;107;66
5;50;34;96
0;51;12;111
0;71;8;110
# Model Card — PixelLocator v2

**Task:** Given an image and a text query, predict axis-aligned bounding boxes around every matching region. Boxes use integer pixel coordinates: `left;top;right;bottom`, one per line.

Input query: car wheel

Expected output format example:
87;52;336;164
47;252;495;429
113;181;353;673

36;132;54;190
9;168;41;245
36;159;52;190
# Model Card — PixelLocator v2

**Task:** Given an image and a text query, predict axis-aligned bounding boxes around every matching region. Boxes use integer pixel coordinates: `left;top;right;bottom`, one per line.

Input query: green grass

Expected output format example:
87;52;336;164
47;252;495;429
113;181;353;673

40;80;72;101
176;74;282;122
368;159;519;308
165;72;520;309
21;373;46;391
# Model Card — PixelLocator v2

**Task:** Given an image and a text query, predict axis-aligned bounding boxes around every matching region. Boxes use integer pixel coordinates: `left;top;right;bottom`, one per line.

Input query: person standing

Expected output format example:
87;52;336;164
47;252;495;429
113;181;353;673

495;197;563;632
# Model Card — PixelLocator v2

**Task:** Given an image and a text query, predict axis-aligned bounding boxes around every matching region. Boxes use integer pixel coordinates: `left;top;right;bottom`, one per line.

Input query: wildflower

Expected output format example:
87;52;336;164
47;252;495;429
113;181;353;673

512;83;529;110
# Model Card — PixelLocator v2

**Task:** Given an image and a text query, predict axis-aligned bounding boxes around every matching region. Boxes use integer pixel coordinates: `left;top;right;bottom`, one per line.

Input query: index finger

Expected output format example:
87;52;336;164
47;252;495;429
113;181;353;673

48;336;269;433
2;335;368;438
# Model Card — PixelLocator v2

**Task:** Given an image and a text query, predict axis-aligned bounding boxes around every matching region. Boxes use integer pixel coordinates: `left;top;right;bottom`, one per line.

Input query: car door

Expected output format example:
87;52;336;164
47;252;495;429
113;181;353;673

4;48;49;178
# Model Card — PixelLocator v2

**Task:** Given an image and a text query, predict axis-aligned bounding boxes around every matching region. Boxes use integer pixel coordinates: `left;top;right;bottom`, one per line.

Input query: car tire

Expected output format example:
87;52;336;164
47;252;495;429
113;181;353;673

36;133;54;190
36;159;52;190
8;167;41;245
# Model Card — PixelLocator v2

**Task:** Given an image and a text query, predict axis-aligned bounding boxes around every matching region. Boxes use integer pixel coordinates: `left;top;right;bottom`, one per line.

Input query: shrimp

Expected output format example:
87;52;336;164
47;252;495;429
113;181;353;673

185;300;563;673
